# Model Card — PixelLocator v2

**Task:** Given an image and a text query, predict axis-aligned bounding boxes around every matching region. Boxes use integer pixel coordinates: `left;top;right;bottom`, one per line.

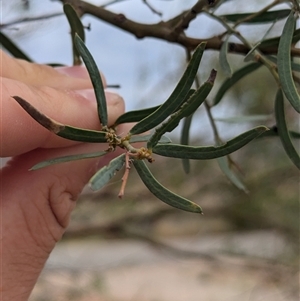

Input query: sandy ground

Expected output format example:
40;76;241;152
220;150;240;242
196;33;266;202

30;230;299;301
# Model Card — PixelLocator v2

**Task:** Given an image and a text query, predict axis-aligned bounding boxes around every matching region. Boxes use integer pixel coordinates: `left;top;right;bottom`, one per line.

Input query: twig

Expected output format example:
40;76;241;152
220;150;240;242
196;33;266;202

102;0;128;7
118;152;131;198
233;0;281;28
204;9;281;83
173;0;219;33
142;0;163;17
0;12;64;29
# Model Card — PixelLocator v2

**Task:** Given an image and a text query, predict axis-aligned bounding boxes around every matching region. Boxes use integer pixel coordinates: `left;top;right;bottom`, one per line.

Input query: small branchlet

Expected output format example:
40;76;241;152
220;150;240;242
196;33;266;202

11;3;300;214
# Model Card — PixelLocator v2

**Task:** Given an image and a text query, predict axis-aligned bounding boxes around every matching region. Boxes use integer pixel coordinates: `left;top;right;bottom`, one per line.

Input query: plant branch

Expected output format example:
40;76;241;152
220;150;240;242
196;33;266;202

172;0;220;33
0;12;64;29
204;9;281;83
59;0;300;56
142;0;163;17
233;0;282;28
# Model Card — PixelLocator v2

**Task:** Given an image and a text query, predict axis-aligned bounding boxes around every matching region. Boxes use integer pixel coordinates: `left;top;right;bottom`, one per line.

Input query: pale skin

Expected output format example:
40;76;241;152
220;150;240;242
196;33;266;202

0;50;127;300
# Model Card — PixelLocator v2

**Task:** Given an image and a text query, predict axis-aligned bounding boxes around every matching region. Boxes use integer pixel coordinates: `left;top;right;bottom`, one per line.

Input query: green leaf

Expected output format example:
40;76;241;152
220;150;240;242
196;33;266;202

257;126;300;139
213;62;262;106
133;159;202;214
259;28;300;49
12;96;108;143
221;9;291;24
219;36;232;77
56;126;108;142
89;154;126;191
290;131;300;139
152;126;269;159
217;156;248;192
215;114;271;123
178;91;201;174
63;4;85;66
129;134;171;144
114;89;195;127
114;105;160;126
0;31;32;61
180;114;193;174
129;42;207;135
266;55;300;72
244;22;276;62
292;28;300;44
147;70;217;149
74;34;108;126
277;11;300;113
31;151;108;170
275;89;300;169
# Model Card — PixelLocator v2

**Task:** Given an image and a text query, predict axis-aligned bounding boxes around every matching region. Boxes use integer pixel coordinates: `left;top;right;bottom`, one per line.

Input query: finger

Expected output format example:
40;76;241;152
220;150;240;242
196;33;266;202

0;50;107;89
0;136;126;300
1;77;125;157
2;123;130;232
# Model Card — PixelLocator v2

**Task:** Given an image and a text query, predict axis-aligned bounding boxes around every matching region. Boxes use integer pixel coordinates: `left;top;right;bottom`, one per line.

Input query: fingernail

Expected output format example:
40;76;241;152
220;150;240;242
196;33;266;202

56;66;107;86
75;89;96;101
105;91;124;106
55;66;90;79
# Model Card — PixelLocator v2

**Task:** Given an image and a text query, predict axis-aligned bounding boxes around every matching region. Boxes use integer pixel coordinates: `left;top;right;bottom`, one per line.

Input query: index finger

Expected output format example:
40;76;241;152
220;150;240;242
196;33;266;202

0;50;107;90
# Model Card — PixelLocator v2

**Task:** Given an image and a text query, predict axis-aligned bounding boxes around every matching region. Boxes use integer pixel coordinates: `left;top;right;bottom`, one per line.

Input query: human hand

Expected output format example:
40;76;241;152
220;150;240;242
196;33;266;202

0;50;125;301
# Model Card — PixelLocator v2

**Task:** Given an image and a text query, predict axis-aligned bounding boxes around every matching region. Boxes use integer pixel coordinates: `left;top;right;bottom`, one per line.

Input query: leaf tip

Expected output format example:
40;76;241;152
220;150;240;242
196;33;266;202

12;96;63;133
256;125;270;134
208;69;217;84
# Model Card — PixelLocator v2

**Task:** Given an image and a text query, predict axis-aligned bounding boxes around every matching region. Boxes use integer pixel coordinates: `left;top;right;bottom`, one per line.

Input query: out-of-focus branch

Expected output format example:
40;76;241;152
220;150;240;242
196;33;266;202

0;12;63;29
59;0;300;56
142;0;163;17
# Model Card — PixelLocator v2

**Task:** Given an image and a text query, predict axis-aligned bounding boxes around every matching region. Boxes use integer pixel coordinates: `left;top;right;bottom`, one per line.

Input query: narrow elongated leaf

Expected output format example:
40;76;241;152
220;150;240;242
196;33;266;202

258;28;300;50
217;156;248;192
290;131;300;139
244;22;276;62
275;89;300;169
257;126;300;139
292;28;300;44
148;70;217;149
12;96;108;143
178;89;202;173
114;90;195;127
213;62;262;106
74;34;108;126
221;10;290;24
261;28;300;50
55;126;108;142
177;84;202;174
89;154;125;191
129;43;207;135
266;55;300;72
181;114;193;174
215;114;271;123
0;31;32;61
115;90;195;128
31;151;108;170
277;11;300;113
129;134;171;144
114;105;160;126
152;126;268;159
133;159;202;213
63;4;85;65
219;36;232;77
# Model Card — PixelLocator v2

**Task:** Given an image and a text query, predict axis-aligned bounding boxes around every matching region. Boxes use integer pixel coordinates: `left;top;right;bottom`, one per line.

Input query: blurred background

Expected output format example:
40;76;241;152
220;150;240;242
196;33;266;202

1;0;299;300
